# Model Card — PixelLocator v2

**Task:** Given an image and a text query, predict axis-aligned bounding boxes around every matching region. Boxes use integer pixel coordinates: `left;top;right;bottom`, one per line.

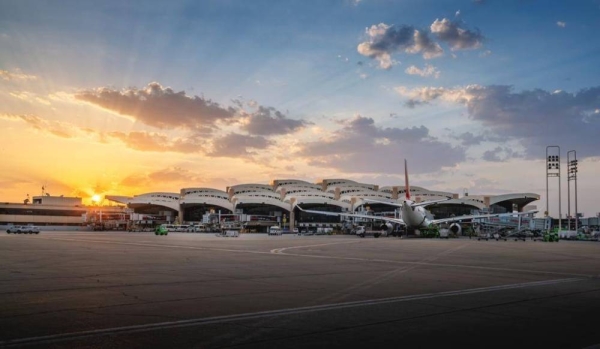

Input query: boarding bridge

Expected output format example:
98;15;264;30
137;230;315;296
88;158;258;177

472;214;547;238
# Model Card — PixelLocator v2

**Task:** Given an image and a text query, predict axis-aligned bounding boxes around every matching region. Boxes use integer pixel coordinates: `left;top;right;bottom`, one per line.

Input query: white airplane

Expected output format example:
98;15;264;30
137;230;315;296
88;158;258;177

297;159;537;236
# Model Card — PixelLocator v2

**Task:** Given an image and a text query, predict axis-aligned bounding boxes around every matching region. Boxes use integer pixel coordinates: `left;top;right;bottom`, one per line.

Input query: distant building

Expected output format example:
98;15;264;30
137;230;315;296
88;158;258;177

0;196;130;231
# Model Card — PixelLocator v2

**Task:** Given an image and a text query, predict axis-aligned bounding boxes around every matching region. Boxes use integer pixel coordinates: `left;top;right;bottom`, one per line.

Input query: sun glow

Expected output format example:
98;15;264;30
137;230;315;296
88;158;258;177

91;194;101;203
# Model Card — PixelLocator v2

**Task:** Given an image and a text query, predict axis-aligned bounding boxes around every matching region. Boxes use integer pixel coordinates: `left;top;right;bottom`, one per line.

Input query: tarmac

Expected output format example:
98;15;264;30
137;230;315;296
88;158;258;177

1;231;600;348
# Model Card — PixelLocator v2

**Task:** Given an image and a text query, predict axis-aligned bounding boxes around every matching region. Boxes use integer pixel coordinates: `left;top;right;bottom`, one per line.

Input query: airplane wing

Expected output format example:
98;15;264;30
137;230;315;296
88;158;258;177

362;197;451;208
297;206;405;225
412;198;453;207
363;198;403;207
430;211;538;225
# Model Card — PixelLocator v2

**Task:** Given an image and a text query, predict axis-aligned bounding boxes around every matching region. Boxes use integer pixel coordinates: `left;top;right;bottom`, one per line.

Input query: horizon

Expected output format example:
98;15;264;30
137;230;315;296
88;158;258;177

1;0;599;217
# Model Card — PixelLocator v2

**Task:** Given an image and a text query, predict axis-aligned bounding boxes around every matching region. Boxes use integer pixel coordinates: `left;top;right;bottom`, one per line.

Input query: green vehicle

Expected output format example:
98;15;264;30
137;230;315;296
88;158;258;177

154;225;168;236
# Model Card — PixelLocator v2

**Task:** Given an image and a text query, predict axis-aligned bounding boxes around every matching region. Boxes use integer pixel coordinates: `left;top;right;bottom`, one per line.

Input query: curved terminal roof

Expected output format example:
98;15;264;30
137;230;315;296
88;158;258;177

228;184;273;195
291;196;351;211
105;195;133;205
233;192;290;211
323;181;378;192
467;193;540;211
180;188;234;211
276;184;322;194
128;192;181;212
272;179;315;190
284;191;336;203
108;181;539;217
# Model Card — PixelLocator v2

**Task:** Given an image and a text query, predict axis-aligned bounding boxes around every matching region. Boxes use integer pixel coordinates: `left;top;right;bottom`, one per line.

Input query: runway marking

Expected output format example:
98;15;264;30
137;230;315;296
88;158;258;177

0;277;584;347
34;236;593;278
270;240;361;254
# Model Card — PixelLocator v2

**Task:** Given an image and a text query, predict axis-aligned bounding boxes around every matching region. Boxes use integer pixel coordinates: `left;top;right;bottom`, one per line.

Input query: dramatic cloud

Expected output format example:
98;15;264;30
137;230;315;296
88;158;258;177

75;82;236;130
208;133;273;158
0;69;37;81
107;131;204;153
430;18;484;50
295;115;464;174
241;106;312;136
405;64;440;78
557;21;566;28
396;85;600;158
357;23;443;69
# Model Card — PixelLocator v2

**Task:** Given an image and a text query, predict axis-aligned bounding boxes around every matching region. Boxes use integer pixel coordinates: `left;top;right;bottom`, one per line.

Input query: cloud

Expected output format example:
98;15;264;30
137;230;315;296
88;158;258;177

75;82;236;130
357;23;443;69
396;85;600;158
479;50;492;57
457;132;486;146
107;131;204;153
430;18;484;50
295;115;465;174
557;21;566;28
240;106;312;136
208;133;273;158
120;167;205;188
482;146;522;162
0;113;81;138
0;69;37;81
405;64;440;78
396;84;483;105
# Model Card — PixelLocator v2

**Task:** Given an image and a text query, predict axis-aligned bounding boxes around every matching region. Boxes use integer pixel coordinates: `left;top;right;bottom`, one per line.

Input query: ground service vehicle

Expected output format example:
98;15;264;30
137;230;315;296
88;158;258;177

7;225;40;234
154;225;168;236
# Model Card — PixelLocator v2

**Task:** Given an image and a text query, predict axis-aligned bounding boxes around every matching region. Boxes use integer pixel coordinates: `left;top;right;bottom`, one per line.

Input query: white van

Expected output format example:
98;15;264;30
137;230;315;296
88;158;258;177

268;226;282;235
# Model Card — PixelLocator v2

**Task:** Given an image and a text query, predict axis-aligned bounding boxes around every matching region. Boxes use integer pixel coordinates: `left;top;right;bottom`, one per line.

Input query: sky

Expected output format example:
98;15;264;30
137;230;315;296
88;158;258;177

1;0;599;217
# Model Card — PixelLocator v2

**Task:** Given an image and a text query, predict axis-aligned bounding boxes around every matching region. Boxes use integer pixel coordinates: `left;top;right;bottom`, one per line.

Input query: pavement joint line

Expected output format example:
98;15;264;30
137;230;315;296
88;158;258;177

35;236;594;278
0;277;584;347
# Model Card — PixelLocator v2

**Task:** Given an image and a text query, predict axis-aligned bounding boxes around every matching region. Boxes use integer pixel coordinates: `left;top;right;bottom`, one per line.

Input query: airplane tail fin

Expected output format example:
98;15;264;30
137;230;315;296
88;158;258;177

404;159;411;200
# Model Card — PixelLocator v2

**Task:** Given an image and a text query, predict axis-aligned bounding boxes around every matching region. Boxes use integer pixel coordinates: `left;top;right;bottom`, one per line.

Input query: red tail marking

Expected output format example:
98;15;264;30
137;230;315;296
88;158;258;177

404;159;410;200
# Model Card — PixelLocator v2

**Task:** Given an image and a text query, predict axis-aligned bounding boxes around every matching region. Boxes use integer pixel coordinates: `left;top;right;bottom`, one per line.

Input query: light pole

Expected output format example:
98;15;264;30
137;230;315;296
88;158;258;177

567;150;578;232
546;146;561;233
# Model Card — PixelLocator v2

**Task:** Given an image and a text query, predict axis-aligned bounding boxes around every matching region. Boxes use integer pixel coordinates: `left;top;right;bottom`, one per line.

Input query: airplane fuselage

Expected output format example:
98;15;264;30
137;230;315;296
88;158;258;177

401;200;430;228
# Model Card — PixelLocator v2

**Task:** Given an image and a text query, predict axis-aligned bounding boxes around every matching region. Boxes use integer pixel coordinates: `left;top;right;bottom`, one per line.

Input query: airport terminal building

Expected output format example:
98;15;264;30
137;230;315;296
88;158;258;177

0;178;543;232
105;179;541;233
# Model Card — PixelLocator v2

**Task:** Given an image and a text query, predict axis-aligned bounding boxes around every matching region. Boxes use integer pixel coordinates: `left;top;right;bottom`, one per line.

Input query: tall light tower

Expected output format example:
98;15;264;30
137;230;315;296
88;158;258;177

546;146;561;232
567;150;578;232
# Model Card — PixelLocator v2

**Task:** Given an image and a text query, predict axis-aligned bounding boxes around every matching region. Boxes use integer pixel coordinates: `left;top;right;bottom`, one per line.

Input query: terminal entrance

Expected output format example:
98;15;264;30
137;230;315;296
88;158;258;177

182;204;232;223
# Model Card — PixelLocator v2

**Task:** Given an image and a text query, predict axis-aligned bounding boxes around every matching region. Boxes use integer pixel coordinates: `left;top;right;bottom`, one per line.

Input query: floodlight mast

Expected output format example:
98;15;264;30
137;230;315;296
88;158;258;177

546;146;561;233
567;150;578;232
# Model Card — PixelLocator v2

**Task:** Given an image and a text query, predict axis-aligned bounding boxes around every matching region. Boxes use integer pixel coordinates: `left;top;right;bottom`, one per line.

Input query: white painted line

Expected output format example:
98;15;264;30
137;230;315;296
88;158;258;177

0;277;584;347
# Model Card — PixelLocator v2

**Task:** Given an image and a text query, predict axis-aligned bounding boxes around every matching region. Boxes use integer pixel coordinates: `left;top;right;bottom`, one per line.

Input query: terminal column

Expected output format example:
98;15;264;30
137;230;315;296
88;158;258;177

289;198;296;232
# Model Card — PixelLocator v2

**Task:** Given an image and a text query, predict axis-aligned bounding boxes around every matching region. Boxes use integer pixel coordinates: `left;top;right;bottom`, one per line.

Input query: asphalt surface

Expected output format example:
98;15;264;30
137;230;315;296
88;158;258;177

1;231;600;348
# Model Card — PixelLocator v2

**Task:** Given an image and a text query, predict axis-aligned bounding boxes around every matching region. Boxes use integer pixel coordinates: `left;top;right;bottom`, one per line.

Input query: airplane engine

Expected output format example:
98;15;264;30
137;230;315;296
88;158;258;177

379;223;393;231
449;223;462;235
